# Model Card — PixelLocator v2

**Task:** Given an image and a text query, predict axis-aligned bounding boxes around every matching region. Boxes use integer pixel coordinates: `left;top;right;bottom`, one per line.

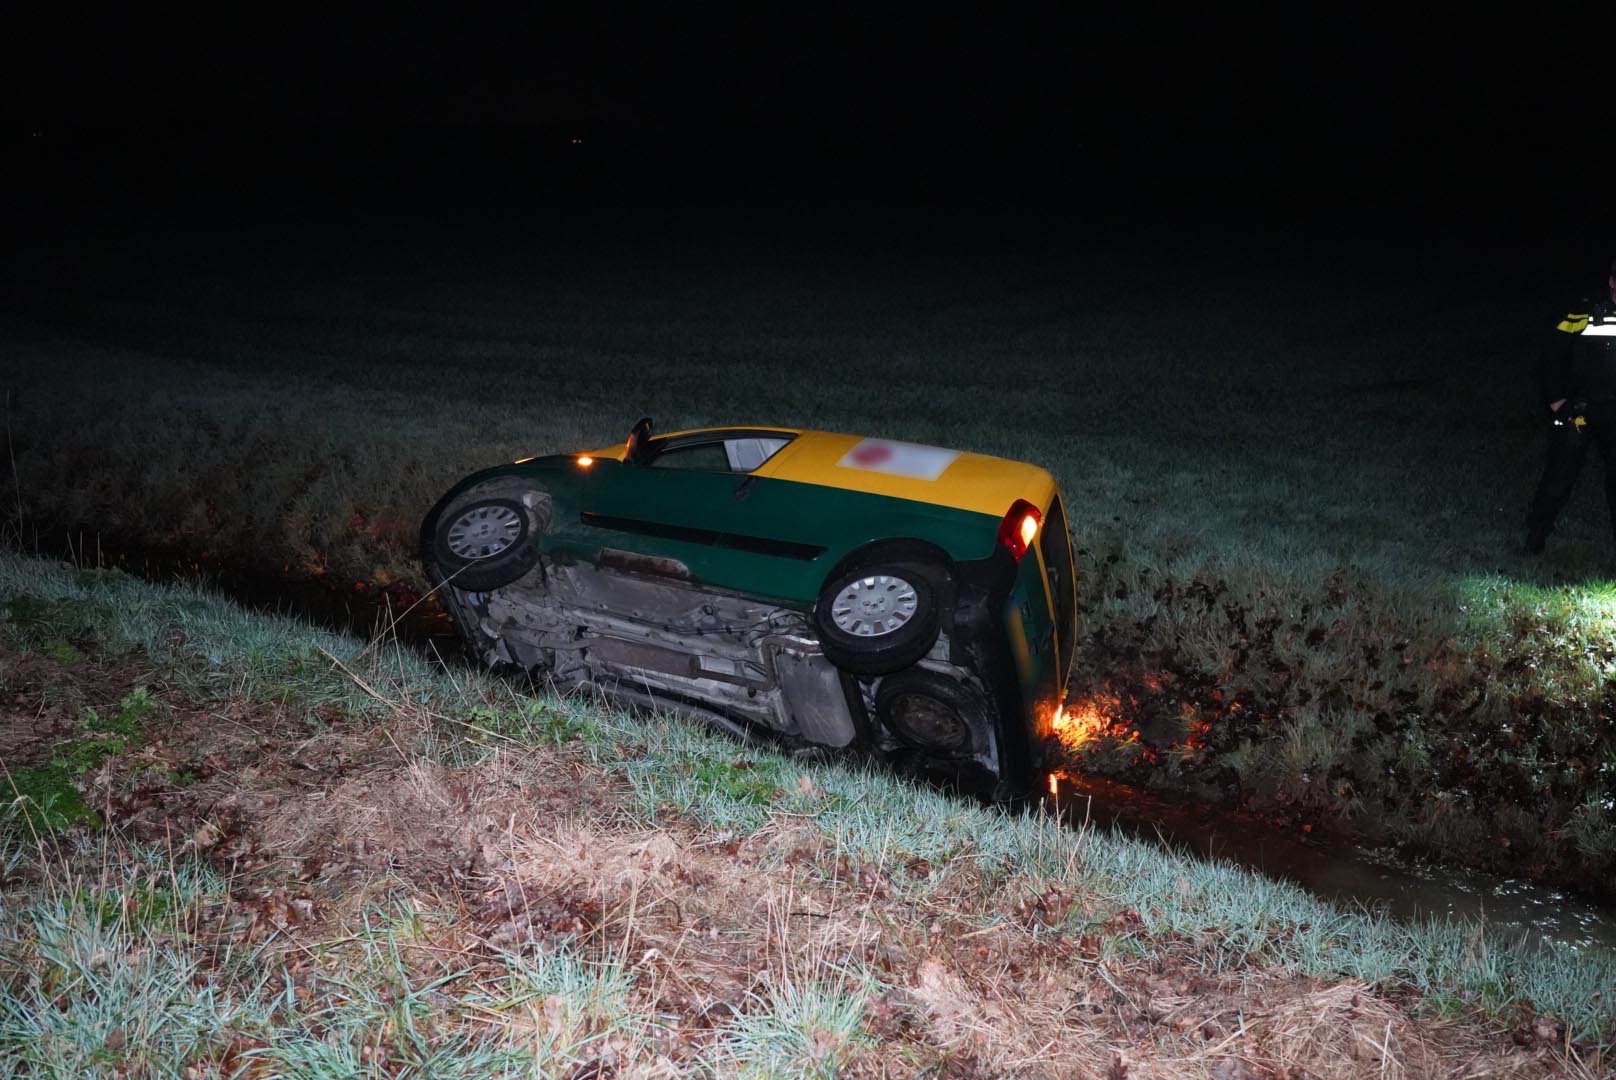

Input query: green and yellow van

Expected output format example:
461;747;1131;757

420;419;1076;799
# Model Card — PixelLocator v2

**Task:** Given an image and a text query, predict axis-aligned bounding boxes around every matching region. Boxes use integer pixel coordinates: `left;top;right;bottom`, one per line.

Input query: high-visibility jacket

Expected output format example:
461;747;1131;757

1538;294;1616;410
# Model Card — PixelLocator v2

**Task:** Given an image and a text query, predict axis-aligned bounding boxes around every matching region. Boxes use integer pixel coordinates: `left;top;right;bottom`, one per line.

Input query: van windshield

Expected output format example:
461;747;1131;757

1039;495;1076;682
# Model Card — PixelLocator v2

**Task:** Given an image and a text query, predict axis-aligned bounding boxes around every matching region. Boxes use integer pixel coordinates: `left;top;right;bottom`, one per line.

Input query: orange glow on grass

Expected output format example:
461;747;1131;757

1048;772;1059;796
1050;696;1118;752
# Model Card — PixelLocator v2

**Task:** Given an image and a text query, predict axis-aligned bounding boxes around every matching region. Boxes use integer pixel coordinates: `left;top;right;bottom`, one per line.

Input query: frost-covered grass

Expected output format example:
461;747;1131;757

0;856;886;1078
4;552;1615;1048
605;692;1616;1035
702;971;875;1080
0;847;667;1078
4;227;1613;891
2;233;1578;596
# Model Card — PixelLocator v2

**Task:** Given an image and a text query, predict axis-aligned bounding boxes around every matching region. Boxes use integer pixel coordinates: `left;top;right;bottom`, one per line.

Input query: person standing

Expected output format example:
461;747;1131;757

1525;257;1616;553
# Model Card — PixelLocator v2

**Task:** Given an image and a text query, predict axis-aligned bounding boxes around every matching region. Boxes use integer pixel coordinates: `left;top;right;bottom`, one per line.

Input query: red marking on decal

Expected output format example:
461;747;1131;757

851;442;894;466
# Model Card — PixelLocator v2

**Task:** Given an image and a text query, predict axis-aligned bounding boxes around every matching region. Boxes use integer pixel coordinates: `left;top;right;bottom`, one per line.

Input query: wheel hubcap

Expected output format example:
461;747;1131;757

445;504;523;559
830;574;918;638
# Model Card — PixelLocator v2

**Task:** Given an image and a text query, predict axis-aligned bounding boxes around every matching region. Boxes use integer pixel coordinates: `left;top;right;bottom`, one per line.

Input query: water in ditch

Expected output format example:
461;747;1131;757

1047;771;1616;951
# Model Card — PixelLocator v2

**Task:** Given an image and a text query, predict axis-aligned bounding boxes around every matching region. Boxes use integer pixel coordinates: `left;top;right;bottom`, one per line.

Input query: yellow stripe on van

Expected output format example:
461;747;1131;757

1558;315;1590;333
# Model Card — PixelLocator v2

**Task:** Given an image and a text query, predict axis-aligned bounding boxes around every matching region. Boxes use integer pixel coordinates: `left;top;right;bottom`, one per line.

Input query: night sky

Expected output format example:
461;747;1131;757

8;10;1614;259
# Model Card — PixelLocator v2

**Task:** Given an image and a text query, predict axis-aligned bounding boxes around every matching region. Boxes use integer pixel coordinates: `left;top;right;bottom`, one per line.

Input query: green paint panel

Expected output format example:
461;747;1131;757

514;456;1002;607
1012;550;1060;698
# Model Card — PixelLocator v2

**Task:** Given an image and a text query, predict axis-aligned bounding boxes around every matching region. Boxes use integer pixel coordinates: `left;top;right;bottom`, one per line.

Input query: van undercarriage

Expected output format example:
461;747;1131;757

441;554;1005;781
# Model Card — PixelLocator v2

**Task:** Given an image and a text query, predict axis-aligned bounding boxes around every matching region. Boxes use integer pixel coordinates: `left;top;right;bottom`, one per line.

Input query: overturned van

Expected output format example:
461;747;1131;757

420;420;1076;799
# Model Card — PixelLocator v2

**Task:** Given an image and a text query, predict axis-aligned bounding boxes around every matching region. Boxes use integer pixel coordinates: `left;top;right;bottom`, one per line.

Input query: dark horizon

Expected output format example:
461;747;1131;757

11;9;1612;232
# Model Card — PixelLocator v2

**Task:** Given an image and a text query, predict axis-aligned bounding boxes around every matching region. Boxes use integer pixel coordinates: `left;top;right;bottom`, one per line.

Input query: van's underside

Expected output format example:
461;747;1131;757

442;552;1004;781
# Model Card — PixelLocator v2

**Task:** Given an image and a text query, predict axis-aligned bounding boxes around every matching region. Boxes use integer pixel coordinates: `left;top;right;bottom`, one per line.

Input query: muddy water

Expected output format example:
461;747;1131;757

1048;772;1616;951
30;537;1616;950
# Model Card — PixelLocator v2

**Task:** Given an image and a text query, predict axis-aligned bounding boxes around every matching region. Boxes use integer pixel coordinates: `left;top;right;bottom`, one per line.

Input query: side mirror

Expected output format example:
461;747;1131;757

625;416;654;464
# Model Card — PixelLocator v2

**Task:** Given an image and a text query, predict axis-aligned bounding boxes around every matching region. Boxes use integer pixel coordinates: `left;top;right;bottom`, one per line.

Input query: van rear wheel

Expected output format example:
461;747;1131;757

875;669;987;755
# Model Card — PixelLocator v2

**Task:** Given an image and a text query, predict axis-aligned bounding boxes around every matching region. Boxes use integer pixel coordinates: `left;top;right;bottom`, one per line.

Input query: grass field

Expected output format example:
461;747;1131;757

3;552;1613;1076
3;210;1614;899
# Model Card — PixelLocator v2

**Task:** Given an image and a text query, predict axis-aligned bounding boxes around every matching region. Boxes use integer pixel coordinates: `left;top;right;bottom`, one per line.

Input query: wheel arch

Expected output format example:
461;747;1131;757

418;462;571;570
820;537;960;630
418;468;560;592
822;537;957;595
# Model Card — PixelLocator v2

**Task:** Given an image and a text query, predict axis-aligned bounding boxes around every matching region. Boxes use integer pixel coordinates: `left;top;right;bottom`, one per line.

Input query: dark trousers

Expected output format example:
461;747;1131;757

1527;399;1616;537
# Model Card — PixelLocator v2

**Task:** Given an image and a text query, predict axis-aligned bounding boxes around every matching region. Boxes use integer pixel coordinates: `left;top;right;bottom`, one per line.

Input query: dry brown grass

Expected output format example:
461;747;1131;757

2;643;1605;1078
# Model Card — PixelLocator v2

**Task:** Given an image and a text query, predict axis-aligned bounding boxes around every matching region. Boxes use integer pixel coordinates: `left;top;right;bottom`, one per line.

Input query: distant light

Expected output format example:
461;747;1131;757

570;136;583;145
576;455;594;467
1048;773;1059;796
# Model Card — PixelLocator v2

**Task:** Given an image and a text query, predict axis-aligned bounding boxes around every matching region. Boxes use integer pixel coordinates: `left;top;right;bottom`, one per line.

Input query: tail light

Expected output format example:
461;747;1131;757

997;499;1042;561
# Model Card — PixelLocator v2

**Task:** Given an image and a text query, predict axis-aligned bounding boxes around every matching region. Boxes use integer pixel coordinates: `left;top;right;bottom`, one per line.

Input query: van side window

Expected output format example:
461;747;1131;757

647;441;732;471
646;434;792;473
725;437;789;471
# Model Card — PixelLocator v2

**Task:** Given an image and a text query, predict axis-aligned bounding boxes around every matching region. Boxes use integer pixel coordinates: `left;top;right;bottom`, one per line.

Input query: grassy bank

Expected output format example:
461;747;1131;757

3;553;1614;1076
2;223;1613;896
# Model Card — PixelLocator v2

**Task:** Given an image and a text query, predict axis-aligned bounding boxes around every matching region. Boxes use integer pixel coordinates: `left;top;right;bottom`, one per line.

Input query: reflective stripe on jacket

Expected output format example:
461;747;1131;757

1540;297;1616;407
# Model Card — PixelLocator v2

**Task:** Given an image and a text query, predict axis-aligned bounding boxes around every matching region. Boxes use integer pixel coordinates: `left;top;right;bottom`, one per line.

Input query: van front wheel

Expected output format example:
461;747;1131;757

421;478;552;592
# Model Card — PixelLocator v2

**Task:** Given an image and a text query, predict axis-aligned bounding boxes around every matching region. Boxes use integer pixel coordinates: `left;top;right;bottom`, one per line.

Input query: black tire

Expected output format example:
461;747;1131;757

875;669;989;755
421;477;552;592
813;562;940;675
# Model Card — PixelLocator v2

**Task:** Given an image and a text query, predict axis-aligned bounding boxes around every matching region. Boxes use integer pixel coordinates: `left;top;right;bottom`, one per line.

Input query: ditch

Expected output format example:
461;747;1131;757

32;534;1616;953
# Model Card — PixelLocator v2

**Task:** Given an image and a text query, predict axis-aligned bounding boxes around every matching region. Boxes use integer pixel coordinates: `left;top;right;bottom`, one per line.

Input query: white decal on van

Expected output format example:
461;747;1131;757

836;439;961;481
